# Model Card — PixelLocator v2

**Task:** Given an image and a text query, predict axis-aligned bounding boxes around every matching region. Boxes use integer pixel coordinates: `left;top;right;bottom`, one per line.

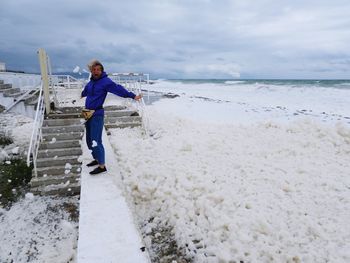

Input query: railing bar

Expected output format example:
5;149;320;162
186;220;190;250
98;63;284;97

26;84;44;168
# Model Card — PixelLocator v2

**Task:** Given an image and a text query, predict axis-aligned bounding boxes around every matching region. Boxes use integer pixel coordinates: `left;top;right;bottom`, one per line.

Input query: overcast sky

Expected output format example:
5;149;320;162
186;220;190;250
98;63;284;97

1;0;350;79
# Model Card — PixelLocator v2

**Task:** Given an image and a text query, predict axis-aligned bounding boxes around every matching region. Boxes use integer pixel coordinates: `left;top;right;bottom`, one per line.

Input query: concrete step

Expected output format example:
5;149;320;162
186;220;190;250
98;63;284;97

48;112;83;119
104;110;139;117
30;173;80;187
104;105;128;111
42;132;84;142
53;105;127;114
25;97;39;105
18;90;38;102
5;91;26;98
40;139;81;150
54;106;84;114
105;116;142;124
37;147;82;158
105;122;142;129
47;109;140;120
0;84;12;90
43;118;84;127
36;155;82;168
41;125;84;134
23;92;39;103
2;87;20;95
34;164;81;177
30;182;80;196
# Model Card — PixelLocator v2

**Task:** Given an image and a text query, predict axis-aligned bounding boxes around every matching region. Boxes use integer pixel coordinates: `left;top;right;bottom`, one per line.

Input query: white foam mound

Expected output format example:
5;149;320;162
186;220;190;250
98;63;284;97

108;109;350;262
0;196;78;262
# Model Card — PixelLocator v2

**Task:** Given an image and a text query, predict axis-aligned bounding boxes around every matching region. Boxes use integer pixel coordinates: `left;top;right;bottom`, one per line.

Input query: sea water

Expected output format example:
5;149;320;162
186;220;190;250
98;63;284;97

170;79;350;89
144;79;350;125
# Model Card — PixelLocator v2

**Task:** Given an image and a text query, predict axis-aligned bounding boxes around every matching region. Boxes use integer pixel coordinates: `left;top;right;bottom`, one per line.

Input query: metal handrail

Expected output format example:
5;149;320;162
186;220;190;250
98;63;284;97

111;76;151;135
4;86;40;113
0;72;84;90
0;72;41;90
26;83;45;176
126;81;151;135
108;78;146;132
51;75;84;89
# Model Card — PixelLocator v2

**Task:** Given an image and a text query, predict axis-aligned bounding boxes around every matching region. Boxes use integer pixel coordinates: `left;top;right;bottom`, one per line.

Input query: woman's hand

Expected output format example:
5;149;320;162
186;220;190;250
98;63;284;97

134;94;142;101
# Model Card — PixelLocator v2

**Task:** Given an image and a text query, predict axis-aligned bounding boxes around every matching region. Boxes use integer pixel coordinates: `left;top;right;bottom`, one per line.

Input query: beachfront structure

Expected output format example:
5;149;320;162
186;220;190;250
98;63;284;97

0;62;5;71
0;50;147;193
0;49;149;261
111;72;150;84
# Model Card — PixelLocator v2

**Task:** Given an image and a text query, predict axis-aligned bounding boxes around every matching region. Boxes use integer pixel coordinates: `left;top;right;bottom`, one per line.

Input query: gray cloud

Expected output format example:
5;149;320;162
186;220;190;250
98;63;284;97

0;0;350;78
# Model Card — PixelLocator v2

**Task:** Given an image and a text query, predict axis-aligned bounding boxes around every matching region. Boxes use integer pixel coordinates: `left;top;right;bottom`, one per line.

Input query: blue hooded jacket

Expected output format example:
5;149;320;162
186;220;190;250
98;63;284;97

81;72;136;116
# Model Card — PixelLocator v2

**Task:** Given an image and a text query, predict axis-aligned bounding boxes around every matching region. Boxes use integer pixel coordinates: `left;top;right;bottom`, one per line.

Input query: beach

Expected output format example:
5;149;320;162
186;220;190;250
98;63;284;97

109;80;350;262
1;79;350;262
2;0;350;260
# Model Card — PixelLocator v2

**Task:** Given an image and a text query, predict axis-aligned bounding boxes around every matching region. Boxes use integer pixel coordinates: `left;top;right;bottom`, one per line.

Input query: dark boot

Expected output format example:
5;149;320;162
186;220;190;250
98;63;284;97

86;160;99;167
89;166;107;175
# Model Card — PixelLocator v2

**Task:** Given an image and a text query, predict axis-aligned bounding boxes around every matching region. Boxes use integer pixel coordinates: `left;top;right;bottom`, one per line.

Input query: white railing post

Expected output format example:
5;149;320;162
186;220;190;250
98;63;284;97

38;48;51;114
27;84;44;175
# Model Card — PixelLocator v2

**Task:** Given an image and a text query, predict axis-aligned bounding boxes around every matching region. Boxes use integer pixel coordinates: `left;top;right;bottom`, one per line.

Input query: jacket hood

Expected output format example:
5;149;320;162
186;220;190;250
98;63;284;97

90;71;108;81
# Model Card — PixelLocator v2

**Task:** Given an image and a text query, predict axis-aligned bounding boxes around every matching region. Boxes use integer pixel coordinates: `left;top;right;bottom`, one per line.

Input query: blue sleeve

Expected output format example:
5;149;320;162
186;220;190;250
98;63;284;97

81;84;88;97
106;81;136;99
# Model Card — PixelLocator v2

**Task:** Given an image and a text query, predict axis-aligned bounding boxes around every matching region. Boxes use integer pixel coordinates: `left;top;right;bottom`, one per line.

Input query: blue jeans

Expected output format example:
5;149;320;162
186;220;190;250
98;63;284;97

85;115;105;165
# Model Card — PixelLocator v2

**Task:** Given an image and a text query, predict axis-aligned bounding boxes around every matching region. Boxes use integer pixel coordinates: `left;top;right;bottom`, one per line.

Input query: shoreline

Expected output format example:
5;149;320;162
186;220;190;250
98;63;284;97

0;81;350;262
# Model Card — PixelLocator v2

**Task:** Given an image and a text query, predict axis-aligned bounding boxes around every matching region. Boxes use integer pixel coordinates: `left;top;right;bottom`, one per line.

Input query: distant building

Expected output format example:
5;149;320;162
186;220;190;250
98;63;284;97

0;62;5;71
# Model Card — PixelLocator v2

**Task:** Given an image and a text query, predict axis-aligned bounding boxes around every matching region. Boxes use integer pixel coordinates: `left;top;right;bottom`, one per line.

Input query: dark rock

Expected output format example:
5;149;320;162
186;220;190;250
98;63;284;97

163;93;180;99
0;158;32;208
141;221;192;262
0;135;13;146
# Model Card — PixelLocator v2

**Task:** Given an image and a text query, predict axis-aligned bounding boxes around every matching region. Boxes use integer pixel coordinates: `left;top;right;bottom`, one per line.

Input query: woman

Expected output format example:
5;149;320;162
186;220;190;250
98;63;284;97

81;60;141;175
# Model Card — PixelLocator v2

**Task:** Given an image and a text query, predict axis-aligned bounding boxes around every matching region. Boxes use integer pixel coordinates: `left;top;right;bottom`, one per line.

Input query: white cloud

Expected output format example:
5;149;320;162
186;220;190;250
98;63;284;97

184;63;241;79
0;0;350;78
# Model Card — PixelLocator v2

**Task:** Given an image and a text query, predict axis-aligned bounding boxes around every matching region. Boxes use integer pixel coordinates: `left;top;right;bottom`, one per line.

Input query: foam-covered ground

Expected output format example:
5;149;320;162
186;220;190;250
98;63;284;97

107;80;350;262
109;109;350;262
0;194;79;263
2;79;350;262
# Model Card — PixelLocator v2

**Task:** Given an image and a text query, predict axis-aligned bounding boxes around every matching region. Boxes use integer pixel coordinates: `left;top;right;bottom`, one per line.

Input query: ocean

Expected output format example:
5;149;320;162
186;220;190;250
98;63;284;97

167;79;350;89
143;78;350;126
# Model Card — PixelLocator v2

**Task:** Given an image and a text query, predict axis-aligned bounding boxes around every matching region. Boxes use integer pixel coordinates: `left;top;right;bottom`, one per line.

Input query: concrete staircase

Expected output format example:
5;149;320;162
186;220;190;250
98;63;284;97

0;79;40;110
30;105;143;196
104;105;142;129
23;89;40;107
0;81;25;98
30;106;84;196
